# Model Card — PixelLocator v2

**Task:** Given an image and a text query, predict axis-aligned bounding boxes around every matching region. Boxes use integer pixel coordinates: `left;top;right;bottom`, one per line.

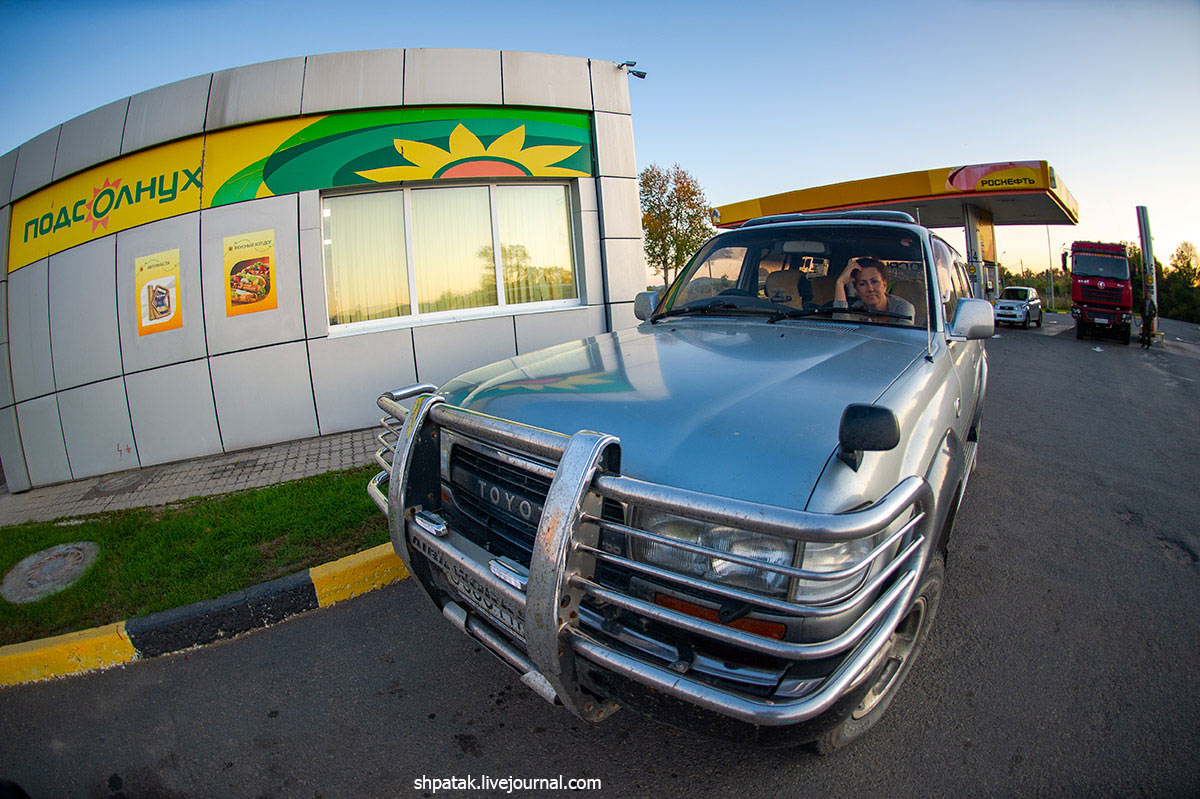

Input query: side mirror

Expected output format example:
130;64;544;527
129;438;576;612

837;404;900;471
1061;252;1069;274
634;290;660;321
949;298;995;341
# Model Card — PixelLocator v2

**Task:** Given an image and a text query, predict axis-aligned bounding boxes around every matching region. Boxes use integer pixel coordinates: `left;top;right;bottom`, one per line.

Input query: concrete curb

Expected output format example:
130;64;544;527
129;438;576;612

0;543;408;687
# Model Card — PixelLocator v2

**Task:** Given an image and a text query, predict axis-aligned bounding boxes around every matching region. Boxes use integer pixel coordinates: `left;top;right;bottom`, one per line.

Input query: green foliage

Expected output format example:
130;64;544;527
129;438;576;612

640;163;714;286
0;466;388;646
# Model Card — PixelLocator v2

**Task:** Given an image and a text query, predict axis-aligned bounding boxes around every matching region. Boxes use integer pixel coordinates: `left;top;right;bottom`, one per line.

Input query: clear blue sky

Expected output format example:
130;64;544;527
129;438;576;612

1;0;1197;272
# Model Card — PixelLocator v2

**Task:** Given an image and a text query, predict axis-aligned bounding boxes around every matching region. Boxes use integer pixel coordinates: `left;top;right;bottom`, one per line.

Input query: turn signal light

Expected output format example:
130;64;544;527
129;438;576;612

654;593;787;640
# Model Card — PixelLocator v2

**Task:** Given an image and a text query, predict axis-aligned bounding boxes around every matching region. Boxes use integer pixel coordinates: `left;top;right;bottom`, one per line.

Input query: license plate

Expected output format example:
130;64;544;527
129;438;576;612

410;529;527;639
1095;317;1111;325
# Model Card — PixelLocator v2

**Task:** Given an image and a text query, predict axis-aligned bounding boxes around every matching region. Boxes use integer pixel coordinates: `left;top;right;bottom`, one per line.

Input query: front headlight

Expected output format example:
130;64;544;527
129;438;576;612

629;510;794;597
792;538;877;603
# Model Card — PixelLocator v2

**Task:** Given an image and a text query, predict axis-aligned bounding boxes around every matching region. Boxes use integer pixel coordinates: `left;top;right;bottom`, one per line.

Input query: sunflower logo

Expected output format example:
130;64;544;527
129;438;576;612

356;123;587;182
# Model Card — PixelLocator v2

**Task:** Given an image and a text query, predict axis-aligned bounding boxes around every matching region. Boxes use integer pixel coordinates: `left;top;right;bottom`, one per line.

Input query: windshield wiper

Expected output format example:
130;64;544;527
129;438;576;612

649;301;780;324
770;306;912;323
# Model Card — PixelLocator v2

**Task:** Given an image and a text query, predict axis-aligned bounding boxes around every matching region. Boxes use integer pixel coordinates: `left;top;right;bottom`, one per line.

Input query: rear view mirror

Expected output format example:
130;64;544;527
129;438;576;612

837;404;900;471
782;240;827;255
634;291;660;321
949;298;995;341
1061;252;1069;273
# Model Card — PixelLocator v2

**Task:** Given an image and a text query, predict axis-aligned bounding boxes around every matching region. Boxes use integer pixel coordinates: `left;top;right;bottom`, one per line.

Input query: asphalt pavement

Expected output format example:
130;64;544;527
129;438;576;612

2;313;1198;798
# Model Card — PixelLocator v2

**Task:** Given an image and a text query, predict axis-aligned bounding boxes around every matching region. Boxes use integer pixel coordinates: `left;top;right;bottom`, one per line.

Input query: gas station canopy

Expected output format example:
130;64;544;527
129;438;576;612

710;160;1079;229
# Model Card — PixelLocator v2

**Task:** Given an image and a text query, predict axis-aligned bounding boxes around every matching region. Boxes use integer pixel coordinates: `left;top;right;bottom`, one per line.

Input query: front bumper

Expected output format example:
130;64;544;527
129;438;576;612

368;385;934;733
1071;305;1132;326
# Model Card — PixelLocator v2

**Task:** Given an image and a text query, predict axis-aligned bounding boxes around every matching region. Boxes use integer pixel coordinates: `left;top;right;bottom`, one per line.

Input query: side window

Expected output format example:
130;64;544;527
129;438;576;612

933;239;960;326
954;261;973;301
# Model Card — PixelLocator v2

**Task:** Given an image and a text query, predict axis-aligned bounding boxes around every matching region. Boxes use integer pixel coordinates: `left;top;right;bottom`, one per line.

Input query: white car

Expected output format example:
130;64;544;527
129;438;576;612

994;286;1043;328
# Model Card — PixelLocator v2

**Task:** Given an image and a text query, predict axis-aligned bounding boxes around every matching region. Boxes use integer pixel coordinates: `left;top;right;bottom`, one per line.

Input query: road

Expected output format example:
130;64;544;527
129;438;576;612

2;313;1199;798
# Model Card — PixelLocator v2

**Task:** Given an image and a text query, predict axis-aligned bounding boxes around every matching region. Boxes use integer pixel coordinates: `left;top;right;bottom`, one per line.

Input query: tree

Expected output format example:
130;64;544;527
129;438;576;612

1169;241;1198;285
639;163;714;287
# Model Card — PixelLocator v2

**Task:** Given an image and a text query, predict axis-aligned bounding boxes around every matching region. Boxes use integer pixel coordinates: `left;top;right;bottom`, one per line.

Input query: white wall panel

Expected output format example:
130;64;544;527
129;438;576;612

609;301;639;331
299;227;329;339
501;51;591;110
412;316;517;389
49;237;122;390
8;259;54;401
302;49;406;114
200;196;304;354
299;190;320;232
122;74;212;154
602;237;650;303
126;360;222;467
16;395;72;485
0;280;7;346
206;58;305;131
58;378;138;479
116;213;206;373
597;177;641;240
577;210;603;306
594;112;637;178
0;405;29;492
589;59;632;114
0;150;16;207
53;98;129;181
515;306;605;355
0;344;13;408
577;177;597;213
308;329;417;435
11;127;60;202
404;49;502;105
210;342;317;451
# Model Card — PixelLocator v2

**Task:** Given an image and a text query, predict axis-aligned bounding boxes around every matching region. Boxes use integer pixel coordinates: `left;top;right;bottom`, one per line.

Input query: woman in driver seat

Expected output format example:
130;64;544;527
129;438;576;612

832;257;915;323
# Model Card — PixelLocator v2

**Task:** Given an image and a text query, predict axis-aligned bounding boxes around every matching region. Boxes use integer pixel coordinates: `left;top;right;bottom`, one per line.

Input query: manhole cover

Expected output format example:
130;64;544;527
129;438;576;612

2;542;99;604
82;469;156;499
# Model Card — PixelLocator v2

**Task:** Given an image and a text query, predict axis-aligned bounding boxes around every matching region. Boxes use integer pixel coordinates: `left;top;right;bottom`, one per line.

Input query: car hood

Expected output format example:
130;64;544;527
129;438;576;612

439;320;925;510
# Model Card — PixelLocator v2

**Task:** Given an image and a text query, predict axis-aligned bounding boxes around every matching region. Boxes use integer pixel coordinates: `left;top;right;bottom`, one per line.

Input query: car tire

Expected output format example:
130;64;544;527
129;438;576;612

1022;313;1030;329
1076;321;1085;339
809;552;945;755
1121;327;1131;345
1035;311;1042;328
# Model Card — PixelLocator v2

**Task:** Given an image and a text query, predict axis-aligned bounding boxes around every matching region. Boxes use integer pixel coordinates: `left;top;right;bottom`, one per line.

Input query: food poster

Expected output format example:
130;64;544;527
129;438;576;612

134;249;183;336
224;230;277;316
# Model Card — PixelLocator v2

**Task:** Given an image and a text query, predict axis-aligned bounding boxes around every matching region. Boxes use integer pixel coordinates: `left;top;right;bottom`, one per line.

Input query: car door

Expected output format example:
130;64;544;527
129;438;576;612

952;258;985;434
932;238;971;441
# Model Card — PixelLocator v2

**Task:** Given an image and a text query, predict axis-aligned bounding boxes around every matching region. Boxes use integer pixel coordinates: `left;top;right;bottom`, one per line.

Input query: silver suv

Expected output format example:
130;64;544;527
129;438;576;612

370;211;992;752
994;286;1043;328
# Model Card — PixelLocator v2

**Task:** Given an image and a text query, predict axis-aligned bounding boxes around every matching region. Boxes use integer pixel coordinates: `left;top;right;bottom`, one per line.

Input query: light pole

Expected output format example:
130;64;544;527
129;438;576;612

1045;226;1054;311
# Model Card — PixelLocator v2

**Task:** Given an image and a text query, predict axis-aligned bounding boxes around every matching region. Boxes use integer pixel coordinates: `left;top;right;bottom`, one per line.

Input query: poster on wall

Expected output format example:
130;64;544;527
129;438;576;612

134;249;183;336
224;229;277;317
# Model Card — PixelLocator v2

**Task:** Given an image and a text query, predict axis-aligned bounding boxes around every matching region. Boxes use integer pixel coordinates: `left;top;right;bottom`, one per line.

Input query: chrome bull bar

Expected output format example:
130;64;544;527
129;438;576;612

369;385;935;727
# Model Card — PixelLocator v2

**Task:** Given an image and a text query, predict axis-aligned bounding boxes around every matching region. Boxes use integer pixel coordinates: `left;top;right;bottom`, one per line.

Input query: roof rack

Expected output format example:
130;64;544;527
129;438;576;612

740;210;917;227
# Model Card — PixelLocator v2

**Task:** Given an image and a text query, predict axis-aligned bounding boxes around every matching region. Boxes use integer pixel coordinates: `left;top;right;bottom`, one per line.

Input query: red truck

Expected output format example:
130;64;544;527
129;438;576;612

1064;241;1133;344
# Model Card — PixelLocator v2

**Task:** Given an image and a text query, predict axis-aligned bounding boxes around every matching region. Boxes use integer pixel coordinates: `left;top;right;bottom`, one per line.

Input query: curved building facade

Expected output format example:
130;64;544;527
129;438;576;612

0;49;645;491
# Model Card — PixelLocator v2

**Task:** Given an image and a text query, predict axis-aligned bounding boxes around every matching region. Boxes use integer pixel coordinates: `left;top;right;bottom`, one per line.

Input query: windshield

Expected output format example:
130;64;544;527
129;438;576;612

1001;288;1030;300
659;225;929;328
1072;253;1130;280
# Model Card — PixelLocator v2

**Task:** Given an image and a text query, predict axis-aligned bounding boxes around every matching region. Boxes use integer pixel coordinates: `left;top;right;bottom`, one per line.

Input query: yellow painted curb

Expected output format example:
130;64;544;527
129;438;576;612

0;621;137;686
310;543;409;607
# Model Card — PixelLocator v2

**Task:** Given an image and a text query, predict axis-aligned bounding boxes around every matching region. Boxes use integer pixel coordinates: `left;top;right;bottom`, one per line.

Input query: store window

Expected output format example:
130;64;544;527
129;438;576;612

321;183;578;330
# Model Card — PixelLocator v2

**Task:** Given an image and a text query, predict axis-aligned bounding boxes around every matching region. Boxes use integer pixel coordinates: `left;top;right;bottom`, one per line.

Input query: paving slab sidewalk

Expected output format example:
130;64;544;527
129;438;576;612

0;429;380;527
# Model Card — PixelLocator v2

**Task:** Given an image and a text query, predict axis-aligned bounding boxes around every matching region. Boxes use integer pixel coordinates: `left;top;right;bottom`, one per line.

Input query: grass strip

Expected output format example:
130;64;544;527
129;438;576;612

0;465;388;647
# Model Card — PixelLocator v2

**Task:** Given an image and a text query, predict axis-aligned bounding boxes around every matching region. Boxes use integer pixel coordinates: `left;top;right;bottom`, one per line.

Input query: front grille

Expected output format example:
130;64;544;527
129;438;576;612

1080;285;1122;304
446;443;623;565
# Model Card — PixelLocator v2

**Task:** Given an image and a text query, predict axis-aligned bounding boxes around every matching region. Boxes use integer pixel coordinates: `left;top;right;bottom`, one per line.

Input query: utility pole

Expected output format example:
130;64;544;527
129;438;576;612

1137;206;1157;340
